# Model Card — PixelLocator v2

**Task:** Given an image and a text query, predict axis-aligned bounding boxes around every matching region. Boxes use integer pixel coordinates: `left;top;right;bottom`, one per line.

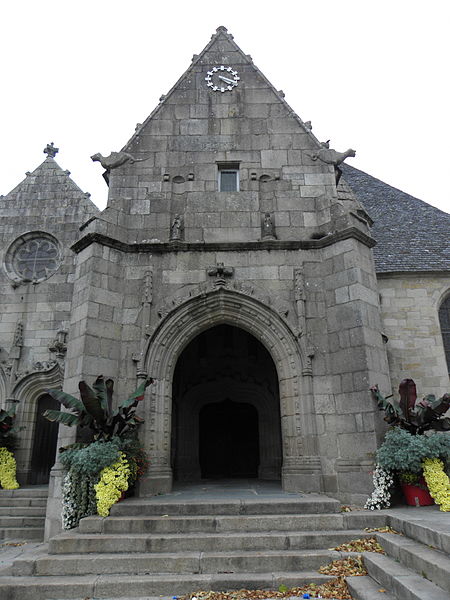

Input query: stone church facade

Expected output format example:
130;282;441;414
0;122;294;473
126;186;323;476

1;28;449;538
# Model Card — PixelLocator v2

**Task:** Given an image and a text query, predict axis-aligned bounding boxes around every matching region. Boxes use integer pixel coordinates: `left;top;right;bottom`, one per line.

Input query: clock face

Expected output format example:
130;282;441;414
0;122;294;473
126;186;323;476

205;66;240;92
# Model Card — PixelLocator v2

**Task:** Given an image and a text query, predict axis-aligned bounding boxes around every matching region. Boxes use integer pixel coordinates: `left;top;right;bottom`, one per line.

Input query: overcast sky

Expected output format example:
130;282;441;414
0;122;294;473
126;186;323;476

1;0;449;214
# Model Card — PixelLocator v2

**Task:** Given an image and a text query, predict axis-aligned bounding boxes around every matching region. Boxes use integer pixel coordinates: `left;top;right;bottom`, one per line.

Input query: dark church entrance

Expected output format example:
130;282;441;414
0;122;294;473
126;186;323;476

199;399;259;478
29;394;59;484
172;324;282;481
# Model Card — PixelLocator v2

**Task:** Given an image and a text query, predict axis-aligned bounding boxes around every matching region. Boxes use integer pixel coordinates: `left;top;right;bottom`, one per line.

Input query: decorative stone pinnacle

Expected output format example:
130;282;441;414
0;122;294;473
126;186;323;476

216;26;228;33
43;142;59;158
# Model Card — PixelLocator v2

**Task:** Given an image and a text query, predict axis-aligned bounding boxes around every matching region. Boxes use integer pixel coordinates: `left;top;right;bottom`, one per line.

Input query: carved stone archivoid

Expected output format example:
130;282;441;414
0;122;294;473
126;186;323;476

207;262;234;287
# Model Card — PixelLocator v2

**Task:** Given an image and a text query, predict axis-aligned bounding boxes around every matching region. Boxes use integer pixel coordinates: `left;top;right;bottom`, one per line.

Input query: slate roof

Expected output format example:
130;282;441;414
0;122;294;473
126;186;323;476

340;164;450;273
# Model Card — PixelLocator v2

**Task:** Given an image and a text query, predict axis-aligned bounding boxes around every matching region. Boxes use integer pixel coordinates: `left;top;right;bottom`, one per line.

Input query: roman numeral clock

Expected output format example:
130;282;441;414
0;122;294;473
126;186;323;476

205;66;240;92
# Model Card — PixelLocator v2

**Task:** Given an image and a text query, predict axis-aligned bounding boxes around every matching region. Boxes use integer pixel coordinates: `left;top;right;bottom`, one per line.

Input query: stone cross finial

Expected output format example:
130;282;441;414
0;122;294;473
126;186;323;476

43;142;59;158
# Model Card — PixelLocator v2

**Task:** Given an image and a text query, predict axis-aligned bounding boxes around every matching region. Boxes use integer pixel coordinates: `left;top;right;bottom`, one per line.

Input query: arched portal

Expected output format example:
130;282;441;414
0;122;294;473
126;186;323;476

141;286;322;496
172;325;282;481
200;400;259;478
29;394;59;484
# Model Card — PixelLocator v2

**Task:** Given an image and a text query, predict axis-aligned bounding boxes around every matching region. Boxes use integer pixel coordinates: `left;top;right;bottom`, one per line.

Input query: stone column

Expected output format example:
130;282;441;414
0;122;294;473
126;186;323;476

44;242;124;540
138;378;173;495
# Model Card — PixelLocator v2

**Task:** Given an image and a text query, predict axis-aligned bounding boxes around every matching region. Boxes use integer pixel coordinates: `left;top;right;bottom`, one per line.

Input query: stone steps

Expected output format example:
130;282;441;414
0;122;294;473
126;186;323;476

4;491;449;600
0;498;46;508
0;571;334;600
0;517;45;528
363;552;450;600
0;527;44;542
109;495;340;516
0;507;46;517
347;574;396;600
388;512;450;554
376;531;450;594
13;548;341;576
354;511;450;600
80;512;355;534
0;487;48;542
0;492;369;599
49;528;369;554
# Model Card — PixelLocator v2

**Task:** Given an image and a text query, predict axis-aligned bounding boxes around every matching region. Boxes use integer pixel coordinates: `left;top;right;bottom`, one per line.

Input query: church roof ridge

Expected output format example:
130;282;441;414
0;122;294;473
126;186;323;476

122;27;322;152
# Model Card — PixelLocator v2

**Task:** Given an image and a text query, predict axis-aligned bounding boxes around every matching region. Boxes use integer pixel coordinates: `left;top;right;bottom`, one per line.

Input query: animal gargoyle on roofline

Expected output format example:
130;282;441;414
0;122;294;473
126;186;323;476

91;151;150;170
307;142;356;185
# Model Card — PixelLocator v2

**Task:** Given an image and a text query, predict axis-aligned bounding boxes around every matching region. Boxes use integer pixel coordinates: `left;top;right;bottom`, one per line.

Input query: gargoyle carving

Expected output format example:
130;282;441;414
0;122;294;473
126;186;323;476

91;151;149;170
308;142;356;185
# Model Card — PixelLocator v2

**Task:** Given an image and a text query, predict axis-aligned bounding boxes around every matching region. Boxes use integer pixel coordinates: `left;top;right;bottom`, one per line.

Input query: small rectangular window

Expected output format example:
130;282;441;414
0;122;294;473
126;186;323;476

218;163;240;192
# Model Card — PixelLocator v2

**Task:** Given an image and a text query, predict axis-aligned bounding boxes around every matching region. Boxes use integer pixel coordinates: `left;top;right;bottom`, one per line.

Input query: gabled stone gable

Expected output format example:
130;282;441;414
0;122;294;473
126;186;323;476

100;27;343;245
0;157;97;239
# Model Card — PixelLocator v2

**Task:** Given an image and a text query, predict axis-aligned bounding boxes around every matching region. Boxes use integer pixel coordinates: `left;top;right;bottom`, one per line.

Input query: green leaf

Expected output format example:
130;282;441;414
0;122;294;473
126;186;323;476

47;389;85;413
79;381;106;425
120;378;154;410
105;378;114;416
43;410;80;427
93;375;110;417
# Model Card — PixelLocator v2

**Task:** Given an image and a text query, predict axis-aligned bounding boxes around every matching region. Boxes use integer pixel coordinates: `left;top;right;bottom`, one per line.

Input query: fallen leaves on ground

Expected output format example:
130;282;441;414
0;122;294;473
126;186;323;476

0;541;26;547
340;505;362;512
177;577;352;600
364;526;401;535
318;555;367;577
331;536;385;553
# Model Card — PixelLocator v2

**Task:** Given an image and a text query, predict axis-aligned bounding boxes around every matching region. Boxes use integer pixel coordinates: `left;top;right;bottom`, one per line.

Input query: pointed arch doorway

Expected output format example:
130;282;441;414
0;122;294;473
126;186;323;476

172;324;282;481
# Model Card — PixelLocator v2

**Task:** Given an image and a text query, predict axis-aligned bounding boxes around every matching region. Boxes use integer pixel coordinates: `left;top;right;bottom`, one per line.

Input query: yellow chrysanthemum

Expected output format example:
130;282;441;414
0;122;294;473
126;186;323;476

0;447;19;490
422;458;450;512
94;453;131;517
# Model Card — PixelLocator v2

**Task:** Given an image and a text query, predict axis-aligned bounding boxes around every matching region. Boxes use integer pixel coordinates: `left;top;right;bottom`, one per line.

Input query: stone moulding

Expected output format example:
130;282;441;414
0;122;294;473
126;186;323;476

136;285;322;495
13;362;63;409
70;226;376;254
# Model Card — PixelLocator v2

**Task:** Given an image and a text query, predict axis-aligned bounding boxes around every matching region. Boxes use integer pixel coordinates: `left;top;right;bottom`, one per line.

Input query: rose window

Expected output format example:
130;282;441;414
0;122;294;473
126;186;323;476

4;232;61;284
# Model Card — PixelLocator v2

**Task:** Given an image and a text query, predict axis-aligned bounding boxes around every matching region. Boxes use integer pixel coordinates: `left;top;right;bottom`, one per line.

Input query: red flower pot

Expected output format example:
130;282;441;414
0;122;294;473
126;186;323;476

401;479;434;506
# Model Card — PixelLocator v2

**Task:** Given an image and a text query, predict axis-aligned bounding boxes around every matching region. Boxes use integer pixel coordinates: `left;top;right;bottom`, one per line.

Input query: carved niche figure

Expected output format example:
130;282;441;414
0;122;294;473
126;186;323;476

170;215;184;241
261;212;277;240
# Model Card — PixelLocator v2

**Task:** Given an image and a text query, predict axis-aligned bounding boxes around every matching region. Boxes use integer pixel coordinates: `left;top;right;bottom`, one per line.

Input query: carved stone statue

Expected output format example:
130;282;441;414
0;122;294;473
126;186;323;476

170;215;183;241
261;212;276;240
91;151;148;170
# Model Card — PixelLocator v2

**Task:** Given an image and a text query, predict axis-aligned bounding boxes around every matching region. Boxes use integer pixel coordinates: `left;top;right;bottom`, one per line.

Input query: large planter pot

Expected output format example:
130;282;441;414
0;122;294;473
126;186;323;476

401;479;434;506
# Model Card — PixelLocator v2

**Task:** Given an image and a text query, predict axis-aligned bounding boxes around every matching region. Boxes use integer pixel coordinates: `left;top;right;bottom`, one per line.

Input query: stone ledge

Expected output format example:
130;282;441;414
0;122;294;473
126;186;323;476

71;227;376;254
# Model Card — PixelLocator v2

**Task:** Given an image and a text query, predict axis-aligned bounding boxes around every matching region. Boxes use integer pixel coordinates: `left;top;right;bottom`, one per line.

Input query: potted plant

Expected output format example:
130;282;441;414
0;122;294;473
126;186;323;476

44;375;154;528
366;379;450;510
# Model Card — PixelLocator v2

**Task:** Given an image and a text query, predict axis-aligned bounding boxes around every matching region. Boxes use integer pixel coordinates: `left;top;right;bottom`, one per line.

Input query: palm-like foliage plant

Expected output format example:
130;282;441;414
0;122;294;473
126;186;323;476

44;375;154;440
0;406;24;451
371;379;450;435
